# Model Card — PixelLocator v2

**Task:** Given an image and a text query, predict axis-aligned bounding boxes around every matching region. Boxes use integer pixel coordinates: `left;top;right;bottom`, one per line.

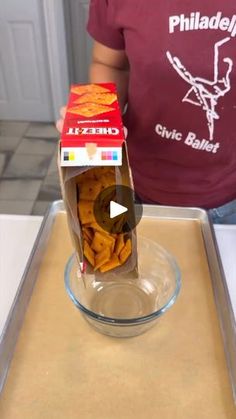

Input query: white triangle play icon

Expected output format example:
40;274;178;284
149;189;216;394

110;201;128;219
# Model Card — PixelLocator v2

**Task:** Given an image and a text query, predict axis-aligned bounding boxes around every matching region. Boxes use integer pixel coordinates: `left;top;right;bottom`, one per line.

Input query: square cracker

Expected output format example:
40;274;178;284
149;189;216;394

119;238;132;264
91;231;115;253
67;103;115;118
78;200;96;224
94;247;111;271
71;84;110;96
74;92;117;106
100;254;121;273
114;234;125;256
78;179;102;201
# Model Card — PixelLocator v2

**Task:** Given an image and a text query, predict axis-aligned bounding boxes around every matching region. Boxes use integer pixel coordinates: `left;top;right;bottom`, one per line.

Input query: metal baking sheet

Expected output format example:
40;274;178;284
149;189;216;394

0;200;236;415
0;200;65;394
142;205;236;405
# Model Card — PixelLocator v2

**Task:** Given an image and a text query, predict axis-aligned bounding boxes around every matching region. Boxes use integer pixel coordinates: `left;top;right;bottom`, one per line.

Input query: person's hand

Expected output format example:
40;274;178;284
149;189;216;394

56;106;67;133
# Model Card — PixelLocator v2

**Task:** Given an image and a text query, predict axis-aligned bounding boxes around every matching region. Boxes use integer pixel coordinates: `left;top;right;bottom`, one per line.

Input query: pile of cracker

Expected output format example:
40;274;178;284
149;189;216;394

77;167;131;273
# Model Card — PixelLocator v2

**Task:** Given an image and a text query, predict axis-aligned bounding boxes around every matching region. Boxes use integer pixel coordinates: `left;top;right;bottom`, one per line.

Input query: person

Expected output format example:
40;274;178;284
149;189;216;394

57;1;236;224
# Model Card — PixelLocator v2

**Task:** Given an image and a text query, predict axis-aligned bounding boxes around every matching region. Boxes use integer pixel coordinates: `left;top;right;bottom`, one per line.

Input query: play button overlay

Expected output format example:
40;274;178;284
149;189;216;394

94;185;143;234
110;201;128;218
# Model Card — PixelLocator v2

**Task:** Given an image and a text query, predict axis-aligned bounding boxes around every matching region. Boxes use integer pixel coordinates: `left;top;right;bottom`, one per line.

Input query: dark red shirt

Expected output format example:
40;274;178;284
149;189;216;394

87;0;236;208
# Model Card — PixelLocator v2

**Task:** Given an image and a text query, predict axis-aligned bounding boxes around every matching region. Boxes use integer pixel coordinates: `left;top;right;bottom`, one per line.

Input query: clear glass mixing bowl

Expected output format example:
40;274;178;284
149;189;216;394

64;235;181;337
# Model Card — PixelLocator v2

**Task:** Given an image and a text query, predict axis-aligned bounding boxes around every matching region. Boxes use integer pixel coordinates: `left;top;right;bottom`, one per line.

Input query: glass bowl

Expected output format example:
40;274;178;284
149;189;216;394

64;236;181;338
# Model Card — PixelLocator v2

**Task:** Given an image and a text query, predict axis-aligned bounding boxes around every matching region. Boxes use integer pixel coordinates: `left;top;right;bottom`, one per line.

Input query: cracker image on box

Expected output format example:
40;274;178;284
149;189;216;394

71;84;110;95
67;103;115;118
73;92;117;106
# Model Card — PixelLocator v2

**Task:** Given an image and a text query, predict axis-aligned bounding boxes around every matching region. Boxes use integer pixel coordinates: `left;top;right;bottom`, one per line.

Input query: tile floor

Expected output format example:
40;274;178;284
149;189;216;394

0;121;62;215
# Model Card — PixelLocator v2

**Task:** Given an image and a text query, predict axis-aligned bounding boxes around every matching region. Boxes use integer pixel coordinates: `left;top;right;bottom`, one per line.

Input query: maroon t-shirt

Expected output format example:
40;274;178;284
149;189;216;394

87;1;236;208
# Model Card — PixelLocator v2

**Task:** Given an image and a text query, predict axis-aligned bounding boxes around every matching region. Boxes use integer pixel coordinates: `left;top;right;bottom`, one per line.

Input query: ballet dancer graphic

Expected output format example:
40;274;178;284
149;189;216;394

166;37;233;141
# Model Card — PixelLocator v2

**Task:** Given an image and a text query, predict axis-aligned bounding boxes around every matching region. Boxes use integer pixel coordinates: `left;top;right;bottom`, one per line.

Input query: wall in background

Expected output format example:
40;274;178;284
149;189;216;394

0;0;69;122
64;0;93;84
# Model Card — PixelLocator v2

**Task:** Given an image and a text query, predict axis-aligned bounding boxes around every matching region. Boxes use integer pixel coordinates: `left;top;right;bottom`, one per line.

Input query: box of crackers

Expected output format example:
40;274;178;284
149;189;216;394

60;83;124;167
59;83;138;278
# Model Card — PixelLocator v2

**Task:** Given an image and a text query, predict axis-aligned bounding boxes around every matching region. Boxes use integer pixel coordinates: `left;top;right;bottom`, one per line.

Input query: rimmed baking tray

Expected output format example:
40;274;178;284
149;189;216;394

0;200;235;418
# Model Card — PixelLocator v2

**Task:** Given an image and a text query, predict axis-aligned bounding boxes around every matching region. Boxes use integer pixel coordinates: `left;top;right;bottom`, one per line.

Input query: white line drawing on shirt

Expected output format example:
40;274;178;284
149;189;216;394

166;37;233;141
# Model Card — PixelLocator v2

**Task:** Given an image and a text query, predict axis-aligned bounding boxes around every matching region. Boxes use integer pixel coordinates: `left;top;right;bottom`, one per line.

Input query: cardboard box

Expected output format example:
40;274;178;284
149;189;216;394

60;83;125;167
58;83;138;278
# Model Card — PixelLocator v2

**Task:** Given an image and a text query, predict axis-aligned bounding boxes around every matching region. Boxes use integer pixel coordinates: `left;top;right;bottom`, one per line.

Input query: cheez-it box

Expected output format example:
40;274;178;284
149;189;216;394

60;83;125;166
59;83;137;278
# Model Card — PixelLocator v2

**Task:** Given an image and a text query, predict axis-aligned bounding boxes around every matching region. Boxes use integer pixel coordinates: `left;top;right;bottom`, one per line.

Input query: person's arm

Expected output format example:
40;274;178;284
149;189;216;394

89;41;129;111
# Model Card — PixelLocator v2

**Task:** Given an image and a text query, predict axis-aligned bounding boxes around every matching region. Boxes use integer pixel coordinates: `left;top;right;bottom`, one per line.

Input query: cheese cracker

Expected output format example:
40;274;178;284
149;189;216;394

94;247;111;271
91;231;115;253
114;234;125;256
78;179;102;201
119;239;132;264
100;254;121;273
67;103;115;118
74;92;117;106
78;200;96;224
71;84;110;96
83;240;95;267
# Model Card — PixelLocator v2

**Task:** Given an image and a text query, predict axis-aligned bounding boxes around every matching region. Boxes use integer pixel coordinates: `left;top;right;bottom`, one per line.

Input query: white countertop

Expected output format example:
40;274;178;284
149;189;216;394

0;215;43;335
0;215;235;337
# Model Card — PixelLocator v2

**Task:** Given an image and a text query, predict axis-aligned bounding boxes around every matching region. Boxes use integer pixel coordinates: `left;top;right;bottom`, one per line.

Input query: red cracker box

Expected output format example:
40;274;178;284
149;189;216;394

58;83;138;278
60;83;125;166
